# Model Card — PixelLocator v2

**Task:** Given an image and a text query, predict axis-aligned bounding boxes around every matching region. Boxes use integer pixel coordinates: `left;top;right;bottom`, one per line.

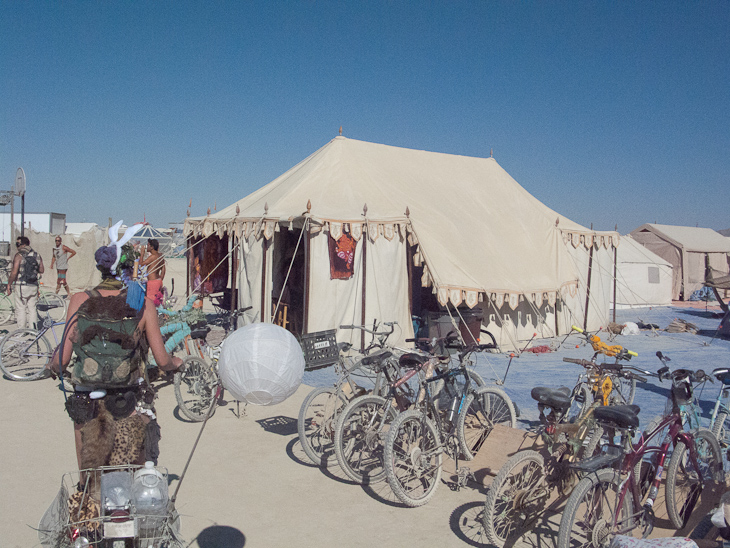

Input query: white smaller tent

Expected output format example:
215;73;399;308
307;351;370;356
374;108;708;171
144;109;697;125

614;235;673;309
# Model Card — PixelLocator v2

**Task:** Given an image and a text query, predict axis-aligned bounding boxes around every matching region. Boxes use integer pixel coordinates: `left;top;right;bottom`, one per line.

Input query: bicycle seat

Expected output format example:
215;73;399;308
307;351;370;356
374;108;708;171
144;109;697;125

399;353;428;369
190;326;211;340
531;386;571;411
593;404;641;430
713;368;730;384
360;350;393;366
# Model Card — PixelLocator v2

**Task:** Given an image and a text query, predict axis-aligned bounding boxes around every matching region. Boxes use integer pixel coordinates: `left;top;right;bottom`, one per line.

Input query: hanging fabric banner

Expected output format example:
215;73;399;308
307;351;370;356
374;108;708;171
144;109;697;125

263;220;276;240
437;287;449;306
465;290;479;308
384;224;395;241
508;293;520;310
329;222;343;240
328;232;357;280
495;293;505;308
368;223;379;242
449;288;463;307
548;291;557;306
350;222;363;241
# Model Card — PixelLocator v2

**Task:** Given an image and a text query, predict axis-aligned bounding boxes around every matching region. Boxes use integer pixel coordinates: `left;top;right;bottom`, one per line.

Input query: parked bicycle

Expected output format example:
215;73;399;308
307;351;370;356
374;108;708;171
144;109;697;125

332;349;428;483
0;315;65;381
482;355;649;547
708;367;730;465
297;322;399;466
0;283;67;325
383;341;517;507
556;356;723;548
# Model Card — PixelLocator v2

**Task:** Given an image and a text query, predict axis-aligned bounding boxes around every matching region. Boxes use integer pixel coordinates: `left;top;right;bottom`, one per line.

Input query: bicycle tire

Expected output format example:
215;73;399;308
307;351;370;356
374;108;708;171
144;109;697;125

0;293;14;325
297;386;349;466
609;375;636;406
711;411;729;450
37;291;67;322
571;383;593;421
0;328;52;381
557;468;633;548
483;449;547;547
665;428;722;530
384;409;442;507
577;425;605;460
173;356;220;422
334;394;398;484
457;386;516;460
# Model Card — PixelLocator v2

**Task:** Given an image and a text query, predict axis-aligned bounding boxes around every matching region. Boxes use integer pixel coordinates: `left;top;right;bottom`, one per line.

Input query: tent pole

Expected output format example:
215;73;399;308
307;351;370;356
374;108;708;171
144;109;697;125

361;228;367;352
231;234;238;313
612;235;618;323
303;218;311;333
185;235;191;298
583;231;594;331
261;236;268;322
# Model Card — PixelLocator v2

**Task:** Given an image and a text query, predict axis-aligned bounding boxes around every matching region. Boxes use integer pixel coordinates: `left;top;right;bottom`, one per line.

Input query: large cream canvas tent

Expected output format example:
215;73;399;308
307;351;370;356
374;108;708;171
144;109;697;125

184;136;619;349
614;235;673;309
629;224;730;301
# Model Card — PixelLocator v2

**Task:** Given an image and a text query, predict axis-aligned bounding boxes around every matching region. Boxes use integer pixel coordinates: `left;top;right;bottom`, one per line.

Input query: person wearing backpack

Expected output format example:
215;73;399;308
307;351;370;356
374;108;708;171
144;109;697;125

6;235;44;329
50;237;183;470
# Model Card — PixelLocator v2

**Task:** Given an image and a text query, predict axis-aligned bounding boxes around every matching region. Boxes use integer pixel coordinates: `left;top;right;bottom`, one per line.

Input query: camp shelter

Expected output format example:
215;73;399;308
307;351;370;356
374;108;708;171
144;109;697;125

629;224;730;301
614;235;673;309
128;225;174;256
184;136;620;349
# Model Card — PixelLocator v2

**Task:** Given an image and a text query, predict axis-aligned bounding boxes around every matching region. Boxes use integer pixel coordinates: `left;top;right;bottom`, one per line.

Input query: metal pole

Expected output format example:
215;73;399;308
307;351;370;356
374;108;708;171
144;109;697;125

21;194;25;238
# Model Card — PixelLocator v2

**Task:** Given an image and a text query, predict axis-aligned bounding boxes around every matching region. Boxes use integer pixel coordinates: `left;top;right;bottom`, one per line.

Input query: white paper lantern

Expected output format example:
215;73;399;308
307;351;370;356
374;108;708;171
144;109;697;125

218;323;305;406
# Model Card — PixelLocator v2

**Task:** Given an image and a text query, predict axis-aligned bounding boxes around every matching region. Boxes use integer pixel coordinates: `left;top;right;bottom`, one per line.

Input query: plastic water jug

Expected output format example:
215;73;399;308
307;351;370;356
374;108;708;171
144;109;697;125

132;462;168;535
101;470;133;512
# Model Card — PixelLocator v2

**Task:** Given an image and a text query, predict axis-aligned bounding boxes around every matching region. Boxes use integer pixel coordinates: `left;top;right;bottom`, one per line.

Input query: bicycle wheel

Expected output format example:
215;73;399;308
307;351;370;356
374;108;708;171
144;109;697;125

457;386;516;460
0;328;52;381
297;386;349;466
711;411;729;450
173;356;220;422
0;293;14;325
432;369;485;414
384;409;442;507
665;428;722;530
608;375;636;406
334;394;398;484
557;468;633;548
37;291;67;322
570;383;593;421
483;450;548;547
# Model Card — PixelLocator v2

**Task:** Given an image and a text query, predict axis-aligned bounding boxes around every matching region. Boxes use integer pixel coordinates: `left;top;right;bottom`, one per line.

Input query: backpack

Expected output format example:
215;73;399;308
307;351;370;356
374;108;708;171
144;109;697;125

20;249;40;284
70;289;146;387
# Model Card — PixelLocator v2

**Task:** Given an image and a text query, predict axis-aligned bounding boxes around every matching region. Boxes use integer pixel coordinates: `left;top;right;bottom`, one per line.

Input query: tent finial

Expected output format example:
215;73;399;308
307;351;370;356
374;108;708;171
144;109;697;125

555;217;559;226
264;202;269;215
187;209;190;217
490;148;493;158
615;224;617;231
405;206;410;218
339;126;342;136
363;204;368;217
207;207;211;216
306;199;311;214
236;204;240;216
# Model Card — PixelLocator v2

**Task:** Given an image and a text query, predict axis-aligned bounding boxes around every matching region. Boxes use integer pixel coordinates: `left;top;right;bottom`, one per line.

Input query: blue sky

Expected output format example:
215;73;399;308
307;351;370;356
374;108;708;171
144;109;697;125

1;1;728;233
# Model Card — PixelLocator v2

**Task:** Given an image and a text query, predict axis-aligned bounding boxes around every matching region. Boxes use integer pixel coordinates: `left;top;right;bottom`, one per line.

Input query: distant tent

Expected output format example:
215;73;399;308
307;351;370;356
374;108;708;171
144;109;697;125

130;225;174;255
614;235;673;309
185;136;620;348
629;224;730;300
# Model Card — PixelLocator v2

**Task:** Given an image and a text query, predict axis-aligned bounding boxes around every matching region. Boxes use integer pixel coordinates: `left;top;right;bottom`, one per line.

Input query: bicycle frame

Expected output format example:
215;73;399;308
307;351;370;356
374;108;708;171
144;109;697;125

612;412;703;536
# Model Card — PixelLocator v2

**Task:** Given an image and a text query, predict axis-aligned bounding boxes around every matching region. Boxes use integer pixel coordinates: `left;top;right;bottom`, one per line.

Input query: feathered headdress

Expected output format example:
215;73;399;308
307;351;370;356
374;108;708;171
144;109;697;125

108;220;144;271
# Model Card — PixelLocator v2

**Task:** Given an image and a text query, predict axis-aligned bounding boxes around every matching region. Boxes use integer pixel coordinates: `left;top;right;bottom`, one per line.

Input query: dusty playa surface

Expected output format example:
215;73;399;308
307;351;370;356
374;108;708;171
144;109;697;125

1;281;729;547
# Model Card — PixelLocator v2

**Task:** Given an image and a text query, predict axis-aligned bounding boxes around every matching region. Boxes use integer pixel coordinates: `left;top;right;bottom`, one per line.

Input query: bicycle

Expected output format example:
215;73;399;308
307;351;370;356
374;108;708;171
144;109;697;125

297;322;398;467
568;325;639;416
171;306;248;422
382;342;517;507
482;359;649;547
0;281;67;325
707;367;730;464
0;315;65;381
556;359;723;547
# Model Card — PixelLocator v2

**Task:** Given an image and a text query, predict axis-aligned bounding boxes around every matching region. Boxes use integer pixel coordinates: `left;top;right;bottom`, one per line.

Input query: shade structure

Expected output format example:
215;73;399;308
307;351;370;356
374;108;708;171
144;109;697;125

185;136;620;347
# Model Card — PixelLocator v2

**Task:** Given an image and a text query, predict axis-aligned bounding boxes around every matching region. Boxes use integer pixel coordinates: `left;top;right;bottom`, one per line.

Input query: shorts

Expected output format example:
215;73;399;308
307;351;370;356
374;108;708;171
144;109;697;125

57;270;67;282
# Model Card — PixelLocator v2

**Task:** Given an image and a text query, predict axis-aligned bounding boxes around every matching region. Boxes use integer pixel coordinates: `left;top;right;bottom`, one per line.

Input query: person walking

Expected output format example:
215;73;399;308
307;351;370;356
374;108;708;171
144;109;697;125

140;238;165;304
6;235;44;328
51;235;76;295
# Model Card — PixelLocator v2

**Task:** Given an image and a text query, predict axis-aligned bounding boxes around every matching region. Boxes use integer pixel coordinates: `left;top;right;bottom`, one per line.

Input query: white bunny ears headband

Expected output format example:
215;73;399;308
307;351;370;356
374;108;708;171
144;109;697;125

108;220;145;271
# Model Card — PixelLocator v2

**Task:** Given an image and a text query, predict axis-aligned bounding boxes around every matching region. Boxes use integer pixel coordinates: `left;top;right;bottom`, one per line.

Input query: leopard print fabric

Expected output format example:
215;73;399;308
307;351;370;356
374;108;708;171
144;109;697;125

68;489;101;534
108;414;146;466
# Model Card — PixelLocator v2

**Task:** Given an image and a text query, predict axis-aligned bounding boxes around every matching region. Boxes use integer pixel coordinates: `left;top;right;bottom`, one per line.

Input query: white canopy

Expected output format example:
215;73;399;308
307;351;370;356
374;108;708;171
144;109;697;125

614;235;673;309
186;136;619;346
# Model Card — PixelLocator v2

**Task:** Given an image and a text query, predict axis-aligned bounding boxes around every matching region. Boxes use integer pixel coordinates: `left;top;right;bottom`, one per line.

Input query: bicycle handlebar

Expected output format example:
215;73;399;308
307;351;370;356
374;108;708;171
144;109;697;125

339;322;396;336
570;325;637;360
563;357;593;367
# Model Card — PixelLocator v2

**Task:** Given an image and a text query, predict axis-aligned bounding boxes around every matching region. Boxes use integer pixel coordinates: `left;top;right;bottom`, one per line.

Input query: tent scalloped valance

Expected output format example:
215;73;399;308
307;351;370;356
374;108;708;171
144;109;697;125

562;230;619;250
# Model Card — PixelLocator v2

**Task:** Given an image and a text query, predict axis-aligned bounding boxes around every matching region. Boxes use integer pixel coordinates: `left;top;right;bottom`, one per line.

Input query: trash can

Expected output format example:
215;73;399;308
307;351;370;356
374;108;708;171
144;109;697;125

458;307;484;344
424;311;458;340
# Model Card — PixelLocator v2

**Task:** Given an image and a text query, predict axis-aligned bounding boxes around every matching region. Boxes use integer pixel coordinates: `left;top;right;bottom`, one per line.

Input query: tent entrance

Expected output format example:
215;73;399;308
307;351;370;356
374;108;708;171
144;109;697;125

271;228;306;336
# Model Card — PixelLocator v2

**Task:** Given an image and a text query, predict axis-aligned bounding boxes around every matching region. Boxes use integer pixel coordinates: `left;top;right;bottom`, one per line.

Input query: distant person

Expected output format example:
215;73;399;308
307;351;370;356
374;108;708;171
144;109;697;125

51;235;76;296
6;235;44;328
140;238;165;305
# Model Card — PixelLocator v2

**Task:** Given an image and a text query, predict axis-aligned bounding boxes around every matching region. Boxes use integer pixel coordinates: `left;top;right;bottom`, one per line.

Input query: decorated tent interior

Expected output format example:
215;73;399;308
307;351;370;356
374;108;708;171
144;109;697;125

629;223;730;301
184;136;623;350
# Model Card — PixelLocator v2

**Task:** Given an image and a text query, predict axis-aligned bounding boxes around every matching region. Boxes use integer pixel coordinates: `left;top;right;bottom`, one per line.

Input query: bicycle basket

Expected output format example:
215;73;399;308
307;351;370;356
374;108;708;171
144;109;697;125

39;465;182;548
299;330;339;371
